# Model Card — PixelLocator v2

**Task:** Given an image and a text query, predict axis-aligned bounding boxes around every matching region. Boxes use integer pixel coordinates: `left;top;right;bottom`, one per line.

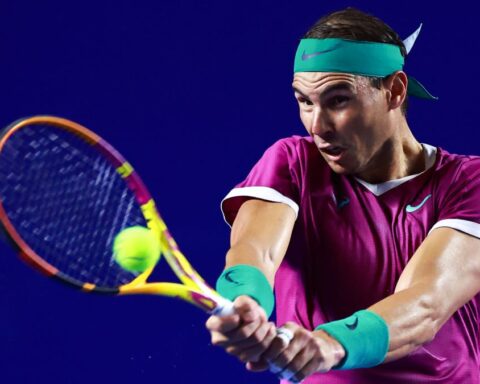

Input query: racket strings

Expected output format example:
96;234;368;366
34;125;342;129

0;125;146;288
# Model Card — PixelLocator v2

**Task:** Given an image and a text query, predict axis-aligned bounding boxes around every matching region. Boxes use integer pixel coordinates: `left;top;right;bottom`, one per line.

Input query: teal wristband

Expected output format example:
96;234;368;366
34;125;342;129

216;265;274;318
315;310;389;370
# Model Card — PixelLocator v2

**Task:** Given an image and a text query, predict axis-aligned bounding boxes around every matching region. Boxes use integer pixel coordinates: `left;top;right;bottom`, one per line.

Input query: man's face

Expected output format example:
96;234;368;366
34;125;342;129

292;72;393;177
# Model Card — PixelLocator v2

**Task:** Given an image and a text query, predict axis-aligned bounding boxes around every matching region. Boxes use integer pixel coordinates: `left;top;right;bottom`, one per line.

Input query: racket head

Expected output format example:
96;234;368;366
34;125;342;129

0;116;157;293
0;115;227;313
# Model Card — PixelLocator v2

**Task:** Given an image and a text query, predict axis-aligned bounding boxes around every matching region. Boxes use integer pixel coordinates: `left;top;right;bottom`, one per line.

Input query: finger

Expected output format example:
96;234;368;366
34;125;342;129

205;314;241;333
210;330;236;347
264;337;293;374
212;315;264;348
224;315;263;343
232;323;277;362
269;327;310;373
246;359;270;372
205;296;263;333
287;355;327;383
280;332;339;382
233;296;267;323
270;345;299;378
277;346;315;382
226;321;273;354
262;324;298;364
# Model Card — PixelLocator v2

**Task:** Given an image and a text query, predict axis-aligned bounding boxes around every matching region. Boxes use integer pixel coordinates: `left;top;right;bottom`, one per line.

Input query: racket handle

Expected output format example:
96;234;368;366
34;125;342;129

211;297;235;317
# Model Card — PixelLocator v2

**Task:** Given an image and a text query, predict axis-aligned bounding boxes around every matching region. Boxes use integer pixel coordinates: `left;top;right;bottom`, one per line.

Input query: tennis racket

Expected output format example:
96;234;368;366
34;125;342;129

0;115;234;316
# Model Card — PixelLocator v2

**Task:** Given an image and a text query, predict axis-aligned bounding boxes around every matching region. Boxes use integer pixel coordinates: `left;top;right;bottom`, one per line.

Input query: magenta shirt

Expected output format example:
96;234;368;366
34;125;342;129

222;136;480;383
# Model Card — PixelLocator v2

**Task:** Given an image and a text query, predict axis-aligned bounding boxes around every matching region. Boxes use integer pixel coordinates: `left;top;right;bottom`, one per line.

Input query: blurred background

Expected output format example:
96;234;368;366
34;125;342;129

0;0;477;382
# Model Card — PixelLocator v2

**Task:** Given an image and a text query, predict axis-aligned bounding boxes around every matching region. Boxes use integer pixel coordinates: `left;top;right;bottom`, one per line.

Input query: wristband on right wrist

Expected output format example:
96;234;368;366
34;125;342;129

315;310;389;370
215;264;275;318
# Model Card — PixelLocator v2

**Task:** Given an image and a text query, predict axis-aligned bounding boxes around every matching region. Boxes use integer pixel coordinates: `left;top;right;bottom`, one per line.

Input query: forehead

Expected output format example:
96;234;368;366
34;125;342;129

292;72;370;97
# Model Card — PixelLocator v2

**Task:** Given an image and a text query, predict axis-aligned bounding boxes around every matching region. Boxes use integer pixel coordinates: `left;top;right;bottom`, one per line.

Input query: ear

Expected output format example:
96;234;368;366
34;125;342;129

384;71;408;110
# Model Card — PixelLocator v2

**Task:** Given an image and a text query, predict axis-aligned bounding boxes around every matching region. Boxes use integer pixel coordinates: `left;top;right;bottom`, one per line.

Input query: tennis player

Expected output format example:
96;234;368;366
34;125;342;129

206;7;480;383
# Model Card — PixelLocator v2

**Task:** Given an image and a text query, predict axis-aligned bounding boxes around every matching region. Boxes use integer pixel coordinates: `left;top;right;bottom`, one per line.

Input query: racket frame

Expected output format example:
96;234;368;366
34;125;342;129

0;116;233;316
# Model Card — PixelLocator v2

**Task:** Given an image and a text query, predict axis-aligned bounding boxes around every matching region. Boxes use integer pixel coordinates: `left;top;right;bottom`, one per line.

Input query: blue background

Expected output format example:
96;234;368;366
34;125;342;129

0;1;477;383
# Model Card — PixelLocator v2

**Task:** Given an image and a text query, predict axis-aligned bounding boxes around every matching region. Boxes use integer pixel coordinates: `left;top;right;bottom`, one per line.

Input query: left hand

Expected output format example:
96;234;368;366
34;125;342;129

206;296;277;363
247;322;346;383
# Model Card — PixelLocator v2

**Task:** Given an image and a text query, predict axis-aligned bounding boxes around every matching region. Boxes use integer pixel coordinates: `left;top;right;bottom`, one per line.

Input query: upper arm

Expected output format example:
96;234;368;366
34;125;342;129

395;227;480;326
226;199;296;285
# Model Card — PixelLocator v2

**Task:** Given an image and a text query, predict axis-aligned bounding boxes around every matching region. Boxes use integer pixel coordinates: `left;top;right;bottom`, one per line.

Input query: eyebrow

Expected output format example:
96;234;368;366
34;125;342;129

292;82;355;100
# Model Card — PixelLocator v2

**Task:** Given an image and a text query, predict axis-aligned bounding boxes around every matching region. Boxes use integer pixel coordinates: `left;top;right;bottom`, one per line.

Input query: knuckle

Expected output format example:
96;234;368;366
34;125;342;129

237;327;253;339
298;328;314;342
267;328;278;343
262;326;274;343
278;349;295;365
309;340;323;356
249;330;262;343
259;336;272;350
272;335;288;350
293;330;308;344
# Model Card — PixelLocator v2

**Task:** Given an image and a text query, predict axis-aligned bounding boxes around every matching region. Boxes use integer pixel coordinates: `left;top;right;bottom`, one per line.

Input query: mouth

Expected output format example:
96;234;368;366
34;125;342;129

318;145;347;160
321;145;344;155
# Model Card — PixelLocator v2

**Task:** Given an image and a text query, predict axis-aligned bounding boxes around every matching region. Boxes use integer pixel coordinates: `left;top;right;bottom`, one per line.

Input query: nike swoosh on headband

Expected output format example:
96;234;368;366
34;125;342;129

301;44;341;61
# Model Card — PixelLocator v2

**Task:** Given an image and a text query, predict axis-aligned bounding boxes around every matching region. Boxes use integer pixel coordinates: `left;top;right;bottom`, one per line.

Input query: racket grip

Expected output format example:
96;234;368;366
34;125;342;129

211;297;235;317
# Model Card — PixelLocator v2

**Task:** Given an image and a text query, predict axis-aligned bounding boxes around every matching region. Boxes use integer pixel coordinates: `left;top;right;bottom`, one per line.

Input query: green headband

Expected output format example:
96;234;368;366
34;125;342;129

294;38;437;100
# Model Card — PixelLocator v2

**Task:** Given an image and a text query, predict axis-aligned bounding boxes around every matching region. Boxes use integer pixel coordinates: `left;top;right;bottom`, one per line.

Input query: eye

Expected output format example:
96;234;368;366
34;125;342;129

328;96;350;108
297;97;313;106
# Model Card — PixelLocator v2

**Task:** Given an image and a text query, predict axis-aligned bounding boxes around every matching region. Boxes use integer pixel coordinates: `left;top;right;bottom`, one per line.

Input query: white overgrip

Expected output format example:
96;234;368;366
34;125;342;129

211;297;235;317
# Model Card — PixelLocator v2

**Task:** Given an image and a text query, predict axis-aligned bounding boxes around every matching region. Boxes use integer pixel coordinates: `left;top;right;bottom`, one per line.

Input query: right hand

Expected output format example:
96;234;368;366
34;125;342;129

205;295;277;364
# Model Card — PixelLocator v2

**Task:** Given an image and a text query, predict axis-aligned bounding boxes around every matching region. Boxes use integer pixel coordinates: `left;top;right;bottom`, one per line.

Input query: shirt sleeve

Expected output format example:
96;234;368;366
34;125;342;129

221;138;301;226
431;157;480;238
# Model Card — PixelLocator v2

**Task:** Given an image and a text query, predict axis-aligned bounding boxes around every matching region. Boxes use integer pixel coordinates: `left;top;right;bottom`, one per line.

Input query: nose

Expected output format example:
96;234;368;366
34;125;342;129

310;107;335;141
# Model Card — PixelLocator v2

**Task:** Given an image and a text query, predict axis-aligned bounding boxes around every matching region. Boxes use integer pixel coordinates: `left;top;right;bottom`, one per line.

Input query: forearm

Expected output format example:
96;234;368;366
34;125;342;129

224;199;296;286
225;242;277;286
368;284;442;362
368;228;480;363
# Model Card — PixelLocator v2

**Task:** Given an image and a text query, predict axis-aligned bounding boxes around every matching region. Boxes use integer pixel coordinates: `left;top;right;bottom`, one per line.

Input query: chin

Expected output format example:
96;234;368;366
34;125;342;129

326;162;353;175
322;156;356;175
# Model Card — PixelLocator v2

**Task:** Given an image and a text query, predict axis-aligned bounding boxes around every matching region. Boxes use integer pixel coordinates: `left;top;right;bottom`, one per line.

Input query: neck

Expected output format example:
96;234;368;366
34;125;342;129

357;121;425;184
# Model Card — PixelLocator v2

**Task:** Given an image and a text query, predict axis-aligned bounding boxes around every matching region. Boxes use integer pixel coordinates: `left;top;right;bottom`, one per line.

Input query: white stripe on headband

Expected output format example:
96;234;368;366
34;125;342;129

403;24;423;55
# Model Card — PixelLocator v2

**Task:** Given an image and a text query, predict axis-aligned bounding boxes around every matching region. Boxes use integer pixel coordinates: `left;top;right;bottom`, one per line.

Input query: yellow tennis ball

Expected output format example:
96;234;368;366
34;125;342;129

113;226;161;273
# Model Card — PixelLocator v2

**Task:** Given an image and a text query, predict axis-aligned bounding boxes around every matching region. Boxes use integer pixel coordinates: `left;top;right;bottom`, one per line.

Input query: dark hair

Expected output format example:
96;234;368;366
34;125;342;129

303;7;408;115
